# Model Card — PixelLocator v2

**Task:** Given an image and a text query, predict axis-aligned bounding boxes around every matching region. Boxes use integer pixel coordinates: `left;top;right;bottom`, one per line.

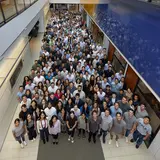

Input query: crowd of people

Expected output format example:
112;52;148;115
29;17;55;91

13;10;152;150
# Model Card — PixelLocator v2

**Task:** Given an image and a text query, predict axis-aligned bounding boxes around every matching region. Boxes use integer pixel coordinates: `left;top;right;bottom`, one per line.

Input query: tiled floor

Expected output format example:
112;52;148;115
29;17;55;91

101;135;155;160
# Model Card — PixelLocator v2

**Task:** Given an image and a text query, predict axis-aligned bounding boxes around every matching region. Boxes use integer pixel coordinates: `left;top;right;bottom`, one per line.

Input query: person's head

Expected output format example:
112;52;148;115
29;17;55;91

70;111;75;119
75;93;80;100
112;93;116;98
14;118;20;127
119;89;124;94
143;116;150;125
41;99;46;105
74;105;78;111
128;99;133;105
119;70;123;75
51;82;55;88
92;110;98;119
22;95;27;102
128;109;134;117
19;86;24;92
57;101;63;108
105;109;110;117
21;104;27;112
81;113;86;119
35;93;39;99
133;94;139;101
51;115;58;124
48;102;52;109
140;104;146;111
122;96;127;104
68;98;72;104
78;85;82;92
114;102;119;110
27;113;32;121
116;112;122;121
31;100;37;108
39;111;46;120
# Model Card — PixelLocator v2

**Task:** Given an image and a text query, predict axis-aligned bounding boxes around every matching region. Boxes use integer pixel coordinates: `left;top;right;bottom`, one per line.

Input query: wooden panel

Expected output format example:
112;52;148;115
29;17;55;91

125;65;139;91
108;42;115;61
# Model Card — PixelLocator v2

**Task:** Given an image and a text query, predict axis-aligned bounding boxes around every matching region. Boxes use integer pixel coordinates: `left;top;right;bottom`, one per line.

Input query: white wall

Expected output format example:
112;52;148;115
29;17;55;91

49;0;80;3
0;0;48;57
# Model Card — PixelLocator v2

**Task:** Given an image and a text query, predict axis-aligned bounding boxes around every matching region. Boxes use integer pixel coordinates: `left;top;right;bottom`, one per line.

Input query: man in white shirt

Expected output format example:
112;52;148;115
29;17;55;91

44;102;57;121
66;72;75;82
20;95;31;109
48;82;58;94
33;72;45;85
43;50;49;57
25;79;35;91
61;67;68;78
97;88;106;102
43;63;50;74
115;70;124;81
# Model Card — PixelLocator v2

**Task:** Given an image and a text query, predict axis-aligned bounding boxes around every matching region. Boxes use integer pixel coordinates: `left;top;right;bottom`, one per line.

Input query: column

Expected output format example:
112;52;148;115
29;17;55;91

38;10;45;33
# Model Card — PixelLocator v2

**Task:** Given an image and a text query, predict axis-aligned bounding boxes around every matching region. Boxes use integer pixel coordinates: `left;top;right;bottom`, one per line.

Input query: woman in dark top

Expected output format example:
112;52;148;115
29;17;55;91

56;100;63;114
23;76;30;88
25;89;32;99
90;75;95;86
26;113;37;141
80;102;91;119
58;108;67;133
19;104;29;122
65;98;74;115
83;80;90;96
66;111;78;143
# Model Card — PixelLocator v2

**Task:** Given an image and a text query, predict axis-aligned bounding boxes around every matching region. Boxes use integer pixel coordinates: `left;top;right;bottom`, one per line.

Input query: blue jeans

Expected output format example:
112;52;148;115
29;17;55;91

133;130;145;147
125;129;131;137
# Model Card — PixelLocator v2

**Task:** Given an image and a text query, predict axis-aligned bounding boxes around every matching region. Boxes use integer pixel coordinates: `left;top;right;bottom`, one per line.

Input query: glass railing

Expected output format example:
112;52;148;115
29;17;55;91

0;0;38;27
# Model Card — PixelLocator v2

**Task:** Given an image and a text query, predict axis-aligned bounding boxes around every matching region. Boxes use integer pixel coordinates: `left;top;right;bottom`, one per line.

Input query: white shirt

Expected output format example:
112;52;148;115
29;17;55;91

115;73;124;81
25;83;35;91
44;107;57;120
48;86;58;93
20;98;31;109
43;66;50;74
33;76;45;85
71;108;81;117
61;70;68;78
97;91;106;101
43;51;49;57
66;74;75;82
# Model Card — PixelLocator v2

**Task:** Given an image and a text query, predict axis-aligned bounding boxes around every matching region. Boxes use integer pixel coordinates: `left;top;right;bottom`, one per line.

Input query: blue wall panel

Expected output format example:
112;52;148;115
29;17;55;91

92;0;160;96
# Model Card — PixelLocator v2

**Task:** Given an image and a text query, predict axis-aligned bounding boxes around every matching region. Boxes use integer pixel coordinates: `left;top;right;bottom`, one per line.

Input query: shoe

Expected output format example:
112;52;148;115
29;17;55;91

93;140;96;144
43;140;46;144
20;143;24;148
103;140;106;144
23;141;27;146
88;139;91;143
78;134;81;138
130;139;134;143
33;138;36;141
71;139;74;143
53;142;55;144
98;134;101;138
126;137;129;143
116;141;119;147
31;140;34;142
68;136;71;141
56;142;58;145
135;144;139;149
108;139;112;145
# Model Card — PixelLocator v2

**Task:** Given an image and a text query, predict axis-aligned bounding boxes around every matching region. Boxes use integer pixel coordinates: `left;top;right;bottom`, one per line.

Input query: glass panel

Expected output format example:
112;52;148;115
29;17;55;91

112;55;125;72
137;79;160;119
114;50;127;68
1;0;17;20
24;0;31;8
15;0;25;12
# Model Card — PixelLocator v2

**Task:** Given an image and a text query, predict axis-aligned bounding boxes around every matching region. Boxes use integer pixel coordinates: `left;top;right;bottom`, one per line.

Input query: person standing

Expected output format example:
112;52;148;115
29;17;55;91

78;113;87;138
130;116;152;149
66;111;78;143
12;118;27;148
123;109;137;142
98;109;113;143
37;112;49;144
88;111;101;144
49;115;61;145
109;112;126;147
26;113;37;142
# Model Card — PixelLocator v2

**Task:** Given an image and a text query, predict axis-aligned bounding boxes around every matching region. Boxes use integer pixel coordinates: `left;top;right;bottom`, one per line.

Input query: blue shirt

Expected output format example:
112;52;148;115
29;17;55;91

110;106;122;118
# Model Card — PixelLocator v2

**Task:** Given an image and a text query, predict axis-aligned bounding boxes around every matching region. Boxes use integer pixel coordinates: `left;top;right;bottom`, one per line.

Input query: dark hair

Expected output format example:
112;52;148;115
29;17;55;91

49;115;58;127
144;116;151;121
92;110;97;115
21;104;27;108
14;118;20;124
104;109;111;114
116;112;122;116
39;111;47;120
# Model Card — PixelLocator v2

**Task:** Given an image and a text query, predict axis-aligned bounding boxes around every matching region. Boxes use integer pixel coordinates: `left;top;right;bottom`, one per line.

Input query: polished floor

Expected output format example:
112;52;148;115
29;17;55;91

0;33;156;160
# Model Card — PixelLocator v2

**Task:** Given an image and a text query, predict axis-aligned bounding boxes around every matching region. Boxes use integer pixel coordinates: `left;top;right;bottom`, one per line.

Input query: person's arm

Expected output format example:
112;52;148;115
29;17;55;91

37;121;40;134
72;120;78;129
108;118;113;131
12;131;16;139
130;122;138;134
66;120;70;129
143;132;150;140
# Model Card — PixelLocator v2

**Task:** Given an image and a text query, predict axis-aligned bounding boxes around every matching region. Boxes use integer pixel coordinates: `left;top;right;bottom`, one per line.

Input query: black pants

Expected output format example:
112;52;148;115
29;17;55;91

68;128;75;138
28;127;37;140
15;134;25;144
99;129;108;142
52;134;59;142
78;129;85;136
88;131;97;143
40;128;49;144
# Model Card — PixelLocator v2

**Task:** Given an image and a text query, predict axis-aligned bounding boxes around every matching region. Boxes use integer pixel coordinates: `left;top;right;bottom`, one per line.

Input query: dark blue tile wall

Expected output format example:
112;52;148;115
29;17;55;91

92;0;160;96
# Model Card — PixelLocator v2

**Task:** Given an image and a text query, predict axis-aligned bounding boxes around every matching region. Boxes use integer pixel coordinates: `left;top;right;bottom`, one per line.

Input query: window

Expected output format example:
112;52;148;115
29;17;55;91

15;0;25;12
1;0;17;20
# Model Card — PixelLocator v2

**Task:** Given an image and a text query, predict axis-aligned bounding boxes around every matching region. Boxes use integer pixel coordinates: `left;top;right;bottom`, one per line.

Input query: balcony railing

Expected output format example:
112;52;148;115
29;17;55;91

0;0;38;27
